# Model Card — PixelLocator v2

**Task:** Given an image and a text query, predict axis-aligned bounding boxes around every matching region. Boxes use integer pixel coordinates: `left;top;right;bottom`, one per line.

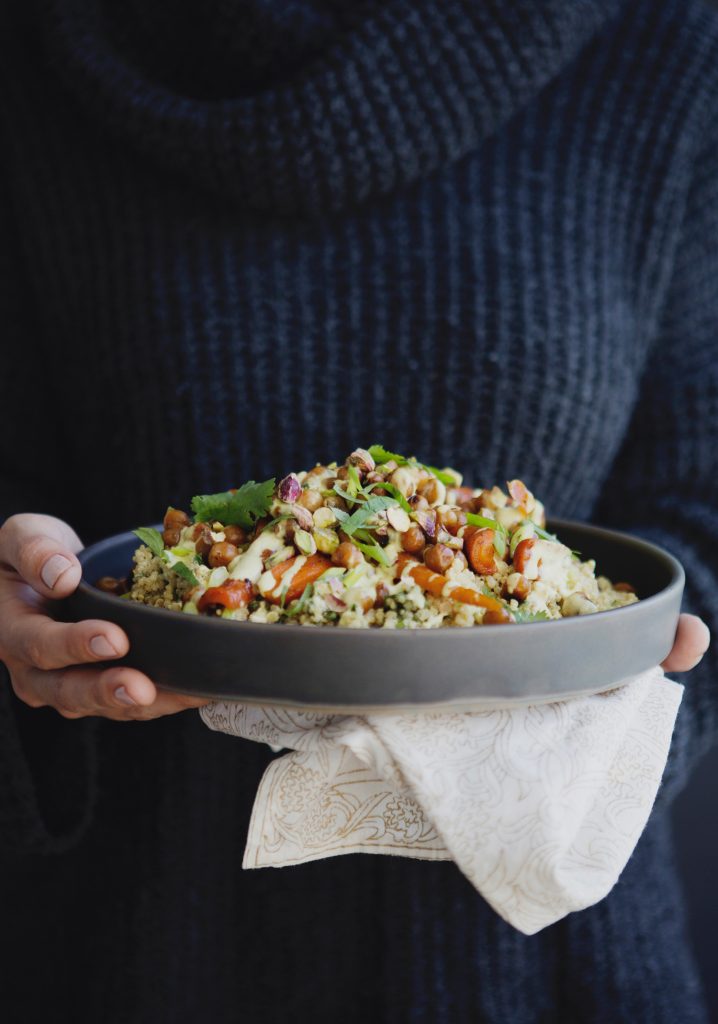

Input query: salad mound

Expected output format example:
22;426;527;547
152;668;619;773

102;446;638;628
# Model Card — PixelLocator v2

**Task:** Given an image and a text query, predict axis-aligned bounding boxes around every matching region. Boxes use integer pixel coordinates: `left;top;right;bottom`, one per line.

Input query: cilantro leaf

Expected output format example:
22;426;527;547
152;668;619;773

172;562;199;587
133;527;165;558
191;478;275;528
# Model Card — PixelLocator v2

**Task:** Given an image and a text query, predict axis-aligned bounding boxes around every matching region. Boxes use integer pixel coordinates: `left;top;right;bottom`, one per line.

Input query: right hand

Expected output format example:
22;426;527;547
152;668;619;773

0;514;208;720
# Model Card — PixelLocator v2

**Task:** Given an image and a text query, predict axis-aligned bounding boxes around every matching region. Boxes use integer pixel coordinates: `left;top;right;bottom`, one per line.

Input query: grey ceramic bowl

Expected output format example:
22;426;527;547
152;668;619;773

57;519;684;711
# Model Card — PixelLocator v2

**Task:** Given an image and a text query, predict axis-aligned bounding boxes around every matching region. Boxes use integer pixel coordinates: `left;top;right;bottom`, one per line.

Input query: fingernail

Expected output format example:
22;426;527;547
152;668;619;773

114;685;137;706
90;635;120;658
41;554;73;589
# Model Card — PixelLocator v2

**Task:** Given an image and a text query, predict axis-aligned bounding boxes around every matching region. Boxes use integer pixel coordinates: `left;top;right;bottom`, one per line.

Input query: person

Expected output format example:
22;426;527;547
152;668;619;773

1;0;716;1021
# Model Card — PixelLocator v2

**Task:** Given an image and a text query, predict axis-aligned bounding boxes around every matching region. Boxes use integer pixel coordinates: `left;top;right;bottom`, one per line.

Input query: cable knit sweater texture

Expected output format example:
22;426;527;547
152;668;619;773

1;1;718;1021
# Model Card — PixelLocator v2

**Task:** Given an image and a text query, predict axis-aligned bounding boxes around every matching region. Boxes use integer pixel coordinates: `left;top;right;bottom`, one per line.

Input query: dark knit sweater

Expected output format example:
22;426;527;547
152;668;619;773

1;1;718;1021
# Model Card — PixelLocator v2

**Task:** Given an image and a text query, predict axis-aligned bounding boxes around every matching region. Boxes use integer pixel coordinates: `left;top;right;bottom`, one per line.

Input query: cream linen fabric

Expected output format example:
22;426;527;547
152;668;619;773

200;667;682;935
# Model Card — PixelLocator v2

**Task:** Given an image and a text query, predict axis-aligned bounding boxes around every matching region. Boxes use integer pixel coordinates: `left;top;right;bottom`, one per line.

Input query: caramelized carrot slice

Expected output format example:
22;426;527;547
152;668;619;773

265;553;332;604
198;578;255;613
463;526;496;575
396;554;505;614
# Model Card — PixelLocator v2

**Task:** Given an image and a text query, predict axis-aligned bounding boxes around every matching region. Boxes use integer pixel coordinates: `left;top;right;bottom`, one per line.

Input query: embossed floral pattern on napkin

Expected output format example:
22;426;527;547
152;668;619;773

200;667;682;935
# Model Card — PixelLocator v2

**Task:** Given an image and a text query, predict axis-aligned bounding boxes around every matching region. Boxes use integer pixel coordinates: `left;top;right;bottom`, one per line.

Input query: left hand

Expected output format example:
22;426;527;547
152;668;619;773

661;613;711;672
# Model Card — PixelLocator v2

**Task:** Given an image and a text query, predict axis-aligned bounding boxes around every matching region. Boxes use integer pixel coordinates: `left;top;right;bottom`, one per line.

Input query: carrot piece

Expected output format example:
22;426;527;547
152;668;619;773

396;554;505;614
463;526;496;575
198;578;255;613
265;553;332;604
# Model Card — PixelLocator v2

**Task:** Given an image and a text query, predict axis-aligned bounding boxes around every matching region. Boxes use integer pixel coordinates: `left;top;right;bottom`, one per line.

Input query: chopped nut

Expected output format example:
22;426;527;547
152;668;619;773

313;506;337;529
278;473;302;503
347;448;376;474
293;500;318;526
294;529;317;556
386;507;411;532
314;528;340;555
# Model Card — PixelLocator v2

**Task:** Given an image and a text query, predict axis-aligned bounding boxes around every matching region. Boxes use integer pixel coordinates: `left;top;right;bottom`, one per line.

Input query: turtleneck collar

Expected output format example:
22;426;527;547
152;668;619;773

43;0;622;216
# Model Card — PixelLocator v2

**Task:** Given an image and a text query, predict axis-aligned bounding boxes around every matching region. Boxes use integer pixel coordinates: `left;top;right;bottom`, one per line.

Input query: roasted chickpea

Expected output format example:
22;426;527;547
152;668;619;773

417;478;446;506
332;541;364;569
96;575;128;595
223;524;247;546
483;608;512;625
407;493;429;512
191;522;213;559
437;507;467;536
162;527;181;548
503;573;530;602
297;488;324;512
208;541;239;568
401;524;426;555
424;543;454;574
163;507;191;530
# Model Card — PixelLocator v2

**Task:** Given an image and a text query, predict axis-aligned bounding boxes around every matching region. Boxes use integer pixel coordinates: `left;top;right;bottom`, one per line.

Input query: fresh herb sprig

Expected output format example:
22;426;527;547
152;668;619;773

191;478;275;529
132;527;199;587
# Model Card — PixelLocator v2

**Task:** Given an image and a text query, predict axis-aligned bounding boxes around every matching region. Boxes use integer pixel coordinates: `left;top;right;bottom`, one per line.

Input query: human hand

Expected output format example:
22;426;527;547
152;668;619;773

0;514;208;720
661;613;711;673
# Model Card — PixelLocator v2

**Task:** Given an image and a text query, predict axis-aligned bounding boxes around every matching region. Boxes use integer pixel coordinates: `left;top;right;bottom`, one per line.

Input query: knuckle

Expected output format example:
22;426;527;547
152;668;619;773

21;536;53;581
25;639;55;672
7;666;46;708
52;671;78;713
56;707;84;720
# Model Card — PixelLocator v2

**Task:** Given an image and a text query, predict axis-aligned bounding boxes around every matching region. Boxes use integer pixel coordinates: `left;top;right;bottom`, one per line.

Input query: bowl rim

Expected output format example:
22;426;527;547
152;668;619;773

73;517;685;637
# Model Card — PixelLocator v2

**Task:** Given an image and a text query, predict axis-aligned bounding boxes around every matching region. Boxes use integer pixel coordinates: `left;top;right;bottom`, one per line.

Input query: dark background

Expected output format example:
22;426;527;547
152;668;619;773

673;748;718;1016
666;2;717;1013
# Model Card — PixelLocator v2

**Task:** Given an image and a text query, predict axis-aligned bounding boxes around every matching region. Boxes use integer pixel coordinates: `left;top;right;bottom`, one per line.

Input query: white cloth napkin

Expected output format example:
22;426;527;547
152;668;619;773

200;666;682;935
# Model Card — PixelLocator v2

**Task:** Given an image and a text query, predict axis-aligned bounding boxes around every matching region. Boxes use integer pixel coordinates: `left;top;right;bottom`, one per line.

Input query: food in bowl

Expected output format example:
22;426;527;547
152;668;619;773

99;445;638;629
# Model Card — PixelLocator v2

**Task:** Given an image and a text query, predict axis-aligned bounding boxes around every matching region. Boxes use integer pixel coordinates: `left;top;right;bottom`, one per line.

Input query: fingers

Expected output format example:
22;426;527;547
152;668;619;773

9;662;208;721
0;514;83;598
661;613;711;673
4;607;129;671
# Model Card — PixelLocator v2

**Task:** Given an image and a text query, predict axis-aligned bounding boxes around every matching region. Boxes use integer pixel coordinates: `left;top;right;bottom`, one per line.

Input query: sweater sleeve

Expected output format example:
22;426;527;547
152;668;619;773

595;112;718;796
0;183;98;855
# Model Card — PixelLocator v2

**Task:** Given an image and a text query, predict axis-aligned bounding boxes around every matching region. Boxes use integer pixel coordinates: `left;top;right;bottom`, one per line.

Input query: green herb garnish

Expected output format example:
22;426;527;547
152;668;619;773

133;527;165;558
191;478;275;529
368;445;408;466
262;514;293;532
285;582;314;618
368;444;459;487
377;481;412;512
347;464;362;496
353;538;391;567
341;495;399;536
171;562;199;587
511;608;551;623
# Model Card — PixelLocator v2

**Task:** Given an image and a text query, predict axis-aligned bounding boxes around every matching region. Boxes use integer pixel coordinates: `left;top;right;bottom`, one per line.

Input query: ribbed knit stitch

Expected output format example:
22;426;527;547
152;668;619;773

1;1;717;1021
